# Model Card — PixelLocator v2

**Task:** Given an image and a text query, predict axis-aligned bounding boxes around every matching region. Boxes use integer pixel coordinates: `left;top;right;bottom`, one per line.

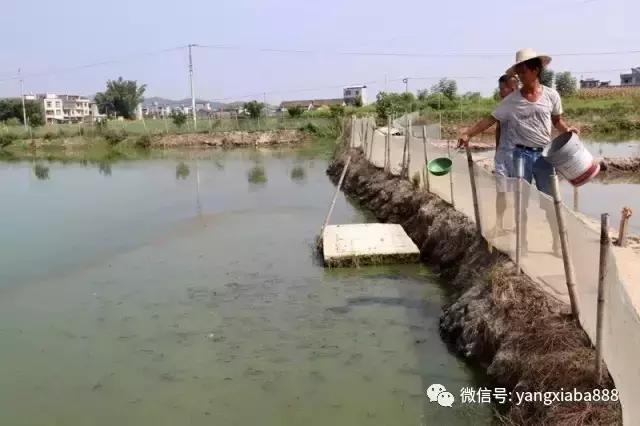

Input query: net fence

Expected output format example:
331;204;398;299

350;115;640;425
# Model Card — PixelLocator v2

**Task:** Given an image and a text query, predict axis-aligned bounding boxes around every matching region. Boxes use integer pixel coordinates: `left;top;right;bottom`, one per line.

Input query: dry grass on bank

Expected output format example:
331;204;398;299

484;264;621;425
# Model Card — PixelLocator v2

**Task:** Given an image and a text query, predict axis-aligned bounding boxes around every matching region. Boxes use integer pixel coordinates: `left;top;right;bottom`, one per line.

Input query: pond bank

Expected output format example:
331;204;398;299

153;129;309;147
327;149;622;424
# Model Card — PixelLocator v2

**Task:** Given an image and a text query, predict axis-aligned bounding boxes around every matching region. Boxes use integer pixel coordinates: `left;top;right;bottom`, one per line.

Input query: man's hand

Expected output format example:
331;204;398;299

458;132;470;148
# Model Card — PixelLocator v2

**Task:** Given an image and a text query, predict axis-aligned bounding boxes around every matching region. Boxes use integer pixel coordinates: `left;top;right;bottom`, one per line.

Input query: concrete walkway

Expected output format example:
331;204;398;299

352;122;640;424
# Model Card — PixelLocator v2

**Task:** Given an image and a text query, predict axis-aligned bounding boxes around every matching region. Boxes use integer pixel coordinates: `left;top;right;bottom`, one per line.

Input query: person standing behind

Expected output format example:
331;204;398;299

458;48;578;255
493;74;518;235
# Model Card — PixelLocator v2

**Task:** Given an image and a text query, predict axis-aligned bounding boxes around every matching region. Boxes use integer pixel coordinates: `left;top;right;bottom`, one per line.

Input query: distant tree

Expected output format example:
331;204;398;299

493;88;501;102
287;105;304;118
555;71;577;97
95;77;146;119
244;100;264;119
0;98;43;127
354;94;363;107
462;91;481;102
430;78;458;100
171;110;187;128
375;92;417;120
540;69;555;88
417;89;429;100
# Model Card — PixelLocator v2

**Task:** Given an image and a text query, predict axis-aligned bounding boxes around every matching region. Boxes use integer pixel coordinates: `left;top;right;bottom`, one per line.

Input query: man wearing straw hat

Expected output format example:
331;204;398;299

459;48;578;254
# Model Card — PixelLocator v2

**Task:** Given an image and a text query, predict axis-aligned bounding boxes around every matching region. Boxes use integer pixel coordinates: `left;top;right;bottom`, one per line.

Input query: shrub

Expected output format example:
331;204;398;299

171;111;187;128
95;119;108;133
43;132;56;141
135;134;152;149
0;133;17;148
103;129;127;146
287;106;304;118
300;122;320;135
411;172;421;189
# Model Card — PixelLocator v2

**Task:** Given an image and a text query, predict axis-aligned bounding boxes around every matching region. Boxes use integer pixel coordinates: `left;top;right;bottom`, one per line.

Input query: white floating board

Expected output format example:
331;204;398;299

322;223;420;267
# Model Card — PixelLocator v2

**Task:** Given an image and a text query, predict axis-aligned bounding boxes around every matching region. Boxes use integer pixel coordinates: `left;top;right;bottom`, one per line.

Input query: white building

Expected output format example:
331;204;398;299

343;85;367;105
145;102;172;118
39;94;95;124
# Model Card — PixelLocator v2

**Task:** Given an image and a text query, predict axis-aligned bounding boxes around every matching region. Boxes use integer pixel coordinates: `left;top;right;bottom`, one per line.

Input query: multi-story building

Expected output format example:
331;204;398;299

38;94;95;124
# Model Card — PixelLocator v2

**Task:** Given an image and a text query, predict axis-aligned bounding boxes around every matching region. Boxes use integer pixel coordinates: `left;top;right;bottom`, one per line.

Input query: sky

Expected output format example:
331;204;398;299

0;0;638;104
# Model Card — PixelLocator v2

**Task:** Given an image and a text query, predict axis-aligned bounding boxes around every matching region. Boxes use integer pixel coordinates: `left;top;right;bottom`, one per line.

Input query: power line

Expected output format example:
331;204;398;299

197;44;640;59
0;45;187;83
209;65;636;103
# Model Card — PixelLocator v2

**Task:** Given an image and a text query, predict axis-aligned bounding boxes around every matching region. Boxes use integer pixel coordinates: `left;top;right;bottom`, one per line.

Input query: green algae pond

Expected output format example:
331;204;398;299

0;144;492;425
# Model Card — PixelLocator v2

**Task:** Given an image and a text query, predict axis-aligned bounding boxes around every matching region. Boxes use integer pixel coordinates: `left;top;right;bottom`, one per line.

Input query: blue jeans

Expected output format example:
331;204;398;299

513;146;553;196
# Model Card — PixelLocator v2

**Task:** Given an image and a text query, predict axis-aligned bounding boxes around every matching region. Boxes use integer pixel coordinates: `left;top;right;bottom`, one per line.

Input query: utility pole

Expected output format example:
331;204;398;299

188;44;197;129
402;77;409;93
19;68;27;130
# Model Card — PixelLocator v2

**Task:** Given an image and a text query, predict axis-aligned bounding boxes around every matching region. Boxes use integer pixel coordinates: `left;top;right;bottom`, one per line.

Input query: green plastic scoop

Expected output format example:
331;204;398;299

427;157;452;176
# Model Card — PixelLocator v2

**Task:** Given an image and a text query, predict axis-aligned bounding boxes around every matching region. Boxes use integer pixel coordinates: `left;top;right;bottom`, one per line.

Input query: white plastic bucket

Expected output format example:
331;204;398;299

543;132;600;186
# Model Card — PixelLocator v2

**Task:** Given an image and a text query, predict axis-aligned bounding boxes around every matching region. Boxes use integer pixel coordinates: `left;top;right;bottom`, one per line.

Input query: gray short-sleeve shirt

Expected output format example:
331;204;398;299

492;86;563;148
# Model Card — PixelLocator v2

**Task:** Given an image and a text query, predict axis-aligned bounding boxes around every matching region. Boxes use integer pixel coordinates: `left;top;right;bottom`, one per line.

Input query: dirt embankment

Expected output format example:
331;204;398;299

327;149;621;425
154;129;309;147
599;156;640;175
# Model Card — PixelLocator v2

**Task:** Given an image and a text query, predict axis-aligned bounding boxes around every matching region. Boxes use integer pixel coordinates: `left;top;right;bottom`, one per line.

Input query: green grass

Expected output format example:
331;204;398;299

0;116;335;140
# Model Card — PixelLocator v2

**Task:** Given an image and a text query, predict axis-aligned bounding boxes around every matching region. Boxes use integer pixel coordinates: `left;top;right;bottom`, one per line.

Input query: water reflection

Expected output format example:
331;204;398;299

98;161;112;176
247;165;267;185
291;165;306;182
33;163;50;180
175;162;190;180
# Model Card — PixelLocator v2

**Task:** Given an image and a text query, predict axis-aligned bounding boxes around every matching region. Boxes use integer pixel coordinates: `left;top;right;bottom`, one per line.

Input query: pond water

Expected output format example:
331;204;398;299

564;139;640;233
0;146;491;425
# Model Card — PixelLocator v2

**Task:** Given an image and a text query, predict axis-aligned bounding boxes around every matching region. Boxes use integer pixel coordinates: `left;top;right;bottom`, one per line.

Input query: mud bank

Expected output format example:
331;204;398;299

599;156;640;175
154;129;308;147
328;149;621;424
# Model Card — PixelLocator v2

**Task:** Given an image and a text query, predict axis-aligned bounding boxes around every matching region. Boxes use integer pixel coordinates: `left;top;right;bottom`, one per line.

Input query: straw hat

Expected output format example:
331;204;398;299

506;48;552;76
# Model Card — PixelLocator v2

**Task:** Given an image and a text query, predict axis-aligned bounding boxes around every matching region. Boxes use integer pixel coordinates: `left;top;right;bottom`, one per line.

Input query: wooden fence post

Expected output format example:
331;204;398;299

595;213;610;384
616;207;632;247
385;116;391;174
466;145;482;234
515;156;524;274
422;125;429;191
447;139;455;207
551;169;580;319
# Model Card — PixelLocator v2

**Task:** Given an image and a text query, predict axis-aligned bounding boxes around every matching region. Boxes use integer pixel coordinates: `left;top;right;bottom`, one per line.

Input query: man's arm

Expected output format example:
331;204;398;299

551;115;579;134
458;115;497;147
